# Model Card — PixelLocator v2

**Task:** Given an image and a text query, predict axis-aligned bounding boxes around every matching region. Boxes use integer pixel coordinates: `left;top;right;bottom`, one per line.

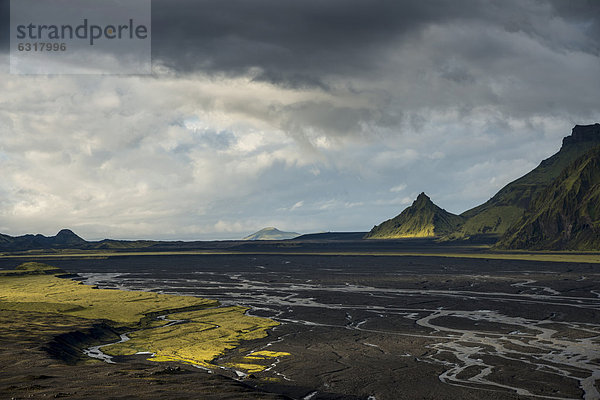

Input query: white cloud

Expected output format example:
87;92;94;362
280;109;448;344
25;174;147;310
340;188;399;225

390;184;407;193
290;201;304;211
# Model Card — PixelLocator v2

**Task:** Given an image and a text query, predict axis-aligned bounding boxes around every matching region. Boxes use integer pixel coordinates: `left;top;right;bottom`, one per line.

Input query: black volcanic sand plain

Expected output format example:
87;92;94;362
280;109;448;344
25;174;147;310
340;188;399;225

0;244;599;400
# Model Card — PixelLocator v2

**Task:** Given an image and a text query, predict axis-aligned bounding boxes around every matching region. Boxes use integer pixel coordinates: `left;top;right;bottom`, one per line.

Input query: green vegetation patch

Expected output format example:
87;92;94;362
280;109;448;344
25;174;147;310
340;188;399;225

0;263;282;369
0;261;65;276
103;306;279;368
222;350;291;373
0;270;215;325
446;205;522;239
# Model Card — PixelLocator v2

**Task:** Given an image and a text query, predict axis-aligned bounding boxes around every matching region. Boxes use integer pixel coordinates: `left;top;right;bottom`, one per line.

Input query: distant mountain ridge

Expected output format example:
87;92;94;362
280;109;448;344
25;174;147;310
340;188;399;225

365;193;464;239
243;227;300;241
0;229;86;251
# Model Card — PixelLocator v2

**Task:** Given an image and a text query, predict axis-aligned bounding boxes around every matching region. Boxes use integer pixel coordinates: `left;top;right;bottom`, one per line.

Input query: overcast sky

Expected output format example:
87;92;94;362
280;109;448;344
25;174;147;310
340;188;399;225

1;0;599;240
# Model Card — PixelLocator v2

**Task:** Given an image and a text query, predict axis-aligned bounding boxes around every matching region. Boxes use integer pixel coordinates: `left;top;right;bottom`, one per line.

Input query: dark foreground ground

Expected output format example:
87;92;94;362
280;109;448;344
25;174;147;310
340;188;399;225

0;242;599;400
0;310;287;400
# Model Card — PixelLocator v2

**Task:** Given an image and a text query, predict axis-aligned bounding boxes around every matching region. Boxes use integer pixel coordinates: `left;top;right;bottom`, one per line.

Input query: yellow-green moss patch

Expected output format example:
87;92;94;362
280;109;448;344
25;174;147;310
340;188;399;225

247;350;291;358
223;349;291;373
103;306;279;367
0;272;216;325
222;363;266;373
0;263;282;370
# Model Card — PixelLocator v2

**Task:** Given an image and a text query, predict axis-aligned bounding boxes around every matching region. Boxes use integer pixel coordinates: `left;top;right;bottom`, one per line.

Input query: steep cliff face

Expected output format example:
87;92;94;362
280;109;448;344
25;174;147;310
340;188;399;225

452;124;600;239
497;146;600;250
562;123;600;147
365;193;464;239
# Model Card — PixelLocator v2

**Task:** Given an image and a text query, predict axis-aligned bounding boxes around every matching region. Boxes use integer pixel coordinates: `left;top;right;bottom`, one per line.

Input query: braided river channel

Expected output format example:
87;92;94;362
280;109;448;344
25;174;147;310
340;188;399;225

52;254;600;400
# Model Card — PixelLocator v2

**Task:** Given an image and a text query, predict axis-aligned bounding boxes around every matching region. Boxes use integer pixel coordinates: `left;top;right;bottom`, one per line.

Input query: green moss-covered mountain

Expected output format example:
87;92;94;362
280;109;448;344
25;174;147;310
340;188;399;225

497;146;600;250
367;124;600;249
451;123;600;239
242;227;300;240
365;193;464;239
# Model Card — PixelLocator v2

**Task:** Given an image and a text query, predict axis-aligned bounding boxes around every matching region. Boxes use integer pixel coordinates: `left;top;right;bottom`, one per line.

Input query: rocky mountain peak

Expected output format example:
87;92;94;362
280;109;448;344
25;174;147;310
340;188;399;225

562;123;600;148
365;192;463;239
413;192;433;207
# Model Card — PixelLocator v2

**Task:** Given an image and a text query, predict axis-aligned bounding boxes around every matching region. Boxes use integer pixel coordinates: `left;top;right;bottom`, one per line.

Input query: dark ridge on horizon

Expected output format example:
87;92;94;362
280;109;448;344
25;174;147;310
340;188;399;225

292;232;368;241
0;229;86;251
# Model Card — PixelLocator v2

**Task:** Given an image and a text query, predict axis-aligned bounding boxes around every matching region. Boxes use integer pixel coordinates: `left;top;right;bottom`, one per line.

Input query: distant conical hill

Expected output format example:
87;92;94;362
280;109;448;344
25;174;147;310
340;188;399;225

451;123;600;239
243;227;300;241
497;146;600;250
365;193;464;239
53;229;87;246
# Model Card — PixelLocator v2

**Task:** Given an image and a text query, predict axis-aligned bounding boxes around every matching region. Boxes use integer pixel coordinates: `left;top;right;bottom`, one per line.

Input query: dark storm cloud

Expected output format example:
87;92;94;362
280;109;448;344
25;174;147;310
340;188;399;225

2;0;599;81
150;0;600;84
150;0;480;83
548;0;600;37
